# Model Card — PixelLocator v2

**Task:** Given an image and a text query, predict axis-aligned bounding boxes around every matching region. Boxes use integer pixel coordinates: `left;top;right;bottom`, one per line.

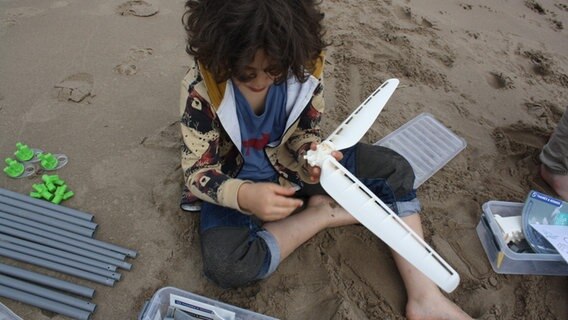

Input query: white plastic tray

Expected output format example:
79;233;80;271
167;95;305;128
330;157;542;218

375;113;467;188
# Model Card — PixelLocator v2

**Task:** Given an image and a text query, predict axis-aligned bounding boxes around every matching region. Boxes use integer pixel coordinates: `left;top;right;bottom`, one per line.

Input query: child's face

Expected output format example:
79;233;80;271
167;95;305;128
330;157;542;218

233;49;279;98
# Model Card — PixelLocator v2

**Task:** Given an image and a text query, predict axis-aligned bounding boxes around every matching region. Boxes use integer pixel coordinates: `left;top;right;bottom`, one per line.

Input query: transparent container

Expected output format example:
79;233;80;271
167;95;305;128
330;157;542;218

0;302;23;320
521;191;567;254
375;113;467;188
138;287;279;320
476;201;568;275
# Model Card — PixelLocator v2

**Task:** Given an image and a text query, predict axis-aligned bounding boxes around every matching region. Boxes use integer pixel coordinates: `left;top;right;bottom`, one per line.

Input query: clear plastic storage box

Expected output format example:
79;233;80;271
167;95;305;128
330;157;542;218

0;302;23;320
375;113;467;188
476;201;568;275
138;286;279;320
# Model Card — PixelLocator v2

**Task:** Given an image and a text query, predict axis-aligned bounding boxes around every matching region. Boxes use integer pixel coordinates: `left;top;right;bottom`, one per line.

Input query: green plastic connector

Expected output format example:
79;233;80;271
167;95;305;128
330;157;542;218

14;142;34;162
32;183;54;201
30;192;43;199
42;174;65;192
39;153;58;170
3;158;25;178
63;190;74;200
52;185;68;204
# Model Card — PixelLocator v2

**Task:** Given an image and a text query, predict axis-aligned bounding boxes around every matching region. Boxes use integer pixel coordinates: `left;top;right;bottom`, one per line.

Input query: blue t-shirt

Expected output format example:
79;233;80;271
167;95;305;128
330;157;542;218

235;83;287;180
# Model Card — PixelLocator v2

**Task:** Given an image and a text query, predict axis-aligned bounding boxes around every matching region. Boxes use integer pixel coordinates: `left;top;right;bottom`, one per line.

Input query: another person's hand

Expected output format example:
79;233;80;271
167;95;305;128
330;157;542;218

305;142;343;183
237;182;303;221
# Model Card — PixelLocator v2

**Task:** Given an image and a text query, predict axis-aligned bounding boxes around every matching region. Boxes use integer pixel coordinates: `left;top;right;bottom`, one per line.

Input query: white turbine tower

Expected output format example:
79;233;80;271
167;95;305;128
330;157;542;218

305;79;460;293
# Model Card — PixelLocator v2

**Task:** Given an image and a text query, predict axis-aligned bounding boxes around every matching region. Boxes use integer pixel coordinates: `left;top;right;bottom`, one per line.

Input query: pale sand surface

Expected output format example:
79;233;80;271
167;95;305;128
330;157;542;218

0;0;567;319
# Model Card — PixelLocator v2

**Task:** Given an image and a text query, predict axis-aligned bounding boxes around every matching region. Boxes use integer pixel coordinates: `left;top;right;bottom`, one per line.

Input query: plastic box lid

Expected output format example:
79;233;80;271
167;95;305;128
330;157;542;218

138;286;279;320
477;201;568;275
375;113;467;188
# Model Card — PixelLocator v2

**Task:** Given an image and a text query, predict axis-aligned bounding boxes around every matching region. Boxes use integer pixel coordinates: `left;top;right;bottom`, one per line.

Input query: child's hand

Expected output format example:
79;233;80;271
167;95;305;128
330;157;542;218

306;142;343;183
237;182;303;221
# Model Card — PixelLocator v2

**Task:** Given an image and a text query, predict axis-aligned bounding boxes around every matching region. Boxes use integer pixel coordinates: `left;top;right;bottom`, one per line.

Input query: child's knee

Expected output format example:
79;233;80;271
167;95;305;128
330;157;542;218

354;143;415;198
200;227;269;288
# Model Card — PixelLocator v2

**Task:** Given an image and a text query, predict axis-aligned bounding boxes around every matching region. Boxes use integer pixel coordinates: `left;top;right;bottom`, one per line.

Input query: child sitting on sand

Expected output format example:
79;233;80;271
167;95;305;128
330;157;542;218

180;0;471;319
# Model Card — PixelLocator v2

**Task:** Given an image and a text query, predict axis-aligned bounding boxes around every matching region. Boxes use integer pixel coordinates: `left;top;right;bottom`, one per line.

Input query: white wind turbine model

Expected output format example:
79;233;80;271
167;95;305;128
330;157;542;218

305;79;460;293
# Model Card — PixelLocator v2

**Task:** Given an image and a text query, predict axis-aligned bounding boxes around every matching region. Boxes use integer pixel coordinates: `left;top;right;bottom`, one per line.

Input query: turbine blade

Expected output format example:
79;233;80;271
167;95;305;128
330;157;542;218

319;156;460;293
325;79;399;150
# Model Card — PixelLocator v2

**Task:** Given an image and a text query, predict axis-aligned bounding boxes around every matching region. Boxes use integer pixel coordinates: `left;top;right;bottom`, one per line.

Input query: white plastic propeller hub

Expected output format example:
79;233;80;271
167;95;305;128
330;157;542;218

304;141;337;167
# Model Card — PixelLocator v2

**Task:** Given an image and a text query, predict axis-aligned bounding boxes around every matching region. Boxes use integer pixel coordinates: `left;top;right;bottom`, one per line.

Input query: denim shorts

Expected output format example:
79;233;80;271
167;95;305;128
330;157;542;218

199;143;420;284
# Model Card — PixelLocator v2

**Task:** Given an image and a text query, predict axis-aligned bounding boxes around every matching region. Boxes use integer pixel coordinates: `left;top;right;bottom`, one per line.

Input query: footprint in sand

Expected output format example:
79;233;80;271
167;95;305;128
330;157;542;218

0;7;45;35
53;72;94;103
141;121;181;149
116;0;159;17
525;100;564;129
114;47;153;76
521;49;568;88
523;50;553;76
486;72;514;89
393;5;438;29
492;124;549;157
114;63;138;76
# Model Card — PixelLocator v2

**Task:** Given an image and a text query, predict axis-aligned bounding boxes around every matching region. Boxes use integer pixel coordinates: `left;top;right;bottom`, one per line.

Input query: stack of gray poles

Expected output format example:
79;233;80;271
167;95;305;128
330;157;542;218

0;188;138;320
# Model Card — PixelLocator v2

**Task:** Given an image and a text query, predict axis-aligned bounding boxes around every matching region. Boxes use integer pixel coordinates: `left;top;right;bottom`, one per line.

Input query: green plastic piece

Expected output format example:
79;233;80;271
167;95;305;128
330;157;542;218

30;192;43;199
39;153;58;170
42;174;65;192
32;183;54;201
3;158;25;178
51;185;68;204
14;142;34;162
63;190;74;200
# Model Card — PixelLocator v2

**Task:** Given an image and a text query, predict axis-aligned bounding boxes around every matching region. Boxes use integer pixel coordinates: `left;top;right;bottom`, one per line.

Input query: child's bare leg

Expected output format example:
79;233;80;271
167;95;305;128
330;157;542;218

540;164;568;201
395;214;472;320
263;195;357;261
265;197;471;319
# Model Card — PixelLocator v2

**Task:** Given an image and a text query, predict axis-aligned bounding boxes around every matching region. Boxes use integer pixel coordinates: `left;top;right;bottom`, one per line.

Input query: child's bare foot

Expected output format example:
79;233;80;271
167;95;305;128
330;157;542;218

540;164;568;201
307;195;358;228
406;291;472;320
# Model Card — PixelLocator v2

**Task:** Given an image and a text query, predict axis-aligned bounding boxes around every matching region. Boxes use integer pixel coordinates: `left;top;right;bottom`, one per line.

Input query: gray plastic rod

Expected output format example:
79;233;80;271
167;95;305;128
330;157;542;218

0;206;94;237
0;285;92;320
0;197;97;230
0;212;137;258
0;263;94;298
0;234;117;271
0;275;96;312
0;227;132;270
0;188;93;221
0;241;121;280
0;248;116;286
0;218;126;260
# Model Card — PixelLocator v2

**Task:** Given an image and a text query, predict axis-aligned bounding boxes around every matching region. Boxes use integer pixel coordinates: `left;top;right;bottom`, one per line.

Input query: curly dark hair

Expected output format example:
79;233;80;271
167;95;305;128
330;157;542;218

182;0;327;83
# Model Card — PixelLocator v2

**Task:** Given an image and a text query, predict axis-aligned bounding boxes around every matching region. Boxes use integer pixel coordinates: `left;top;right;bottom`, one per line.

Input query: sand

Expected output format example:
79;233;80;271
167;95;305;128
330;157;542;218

0;0;567;319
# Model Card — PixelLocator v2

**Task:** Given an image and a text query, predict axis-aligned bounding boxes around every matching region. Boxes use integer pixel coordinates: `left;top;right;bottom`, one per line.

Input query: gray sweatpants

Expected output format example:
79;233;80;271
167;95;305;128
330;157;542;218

540;106;568;175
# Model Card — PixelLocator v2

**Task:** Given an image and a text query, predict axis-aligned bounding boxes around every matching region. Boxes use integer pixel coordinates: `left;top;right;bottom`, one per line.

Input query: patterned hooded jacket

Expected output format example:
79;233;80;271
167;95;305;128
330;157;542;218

180;57;325;213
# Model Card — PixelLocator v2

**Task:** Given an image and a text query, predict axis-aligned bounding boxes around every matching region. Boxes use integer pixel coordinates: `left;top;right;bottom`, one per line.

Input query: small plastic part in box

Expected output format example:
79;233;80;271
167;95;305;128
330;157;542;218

476;201;568;275
375;113;467;188
138;287;279;320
